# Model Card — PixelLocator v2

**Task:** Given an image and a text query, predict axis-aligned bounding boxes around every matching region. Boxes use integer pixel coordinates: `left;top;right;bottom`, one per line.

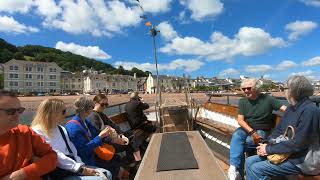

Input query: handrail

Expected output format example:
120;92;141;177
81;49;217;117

65;101;129;119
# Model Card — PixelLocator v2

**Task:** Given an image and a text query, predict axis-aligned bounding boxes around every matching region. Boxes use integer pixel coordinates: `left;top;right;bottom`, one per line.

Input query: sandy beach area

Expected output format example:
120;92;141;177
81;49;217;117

18;91;290;112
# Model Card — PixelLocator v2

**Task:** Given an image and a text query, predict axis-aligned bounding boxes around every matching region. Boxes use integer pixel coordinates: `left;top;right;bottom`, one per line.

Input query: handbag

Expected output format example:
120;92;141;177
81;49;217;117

267;126;295;165
95;143;116;161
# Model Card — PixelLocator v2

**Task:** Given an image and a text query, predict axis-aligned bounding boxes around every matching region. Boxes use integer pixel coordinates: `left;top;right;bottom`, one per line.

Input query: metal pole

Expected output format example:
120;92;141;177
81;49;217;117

151;26;163;132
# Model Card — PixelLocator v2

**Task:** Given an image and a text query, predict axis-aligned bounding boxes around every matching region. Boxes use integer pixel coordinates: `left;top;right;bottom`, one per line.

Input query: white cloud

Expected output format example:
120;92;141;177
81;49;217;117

302;56;320;66
285;20;318;40
0;15;39;34
36;0;142;36
160;26;286;61
0;0;34;13
55;41;111;60
276;60;298;70
245;65;272;73
291;70;313;76
157;21;178;41
180;0;223;21
218;68;239;77
138;0;172;13
34;0;61;21
115;59;204;72
300;0;320;7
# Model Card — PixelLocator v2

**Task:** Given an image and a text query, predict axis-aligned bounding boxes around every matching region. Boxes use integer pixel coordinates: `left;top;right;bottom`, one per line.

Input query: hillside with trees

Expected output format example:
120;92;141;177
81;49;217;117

0;38;150;77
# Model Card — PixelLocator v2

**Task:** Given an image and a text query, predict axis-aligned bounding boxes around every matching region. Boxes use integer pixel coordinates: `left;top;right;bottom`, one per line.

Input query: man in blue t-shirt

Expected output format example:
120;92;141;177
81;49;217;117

228;78;286;180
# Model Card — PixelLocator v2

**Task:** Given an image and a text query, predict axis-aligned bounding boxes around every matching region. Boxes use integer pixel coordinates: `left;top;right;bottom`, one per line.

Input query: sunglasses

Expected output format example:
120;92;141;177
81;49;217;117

0;107;25;115
242;87;252;91
62;109;67;115
100;103;109;107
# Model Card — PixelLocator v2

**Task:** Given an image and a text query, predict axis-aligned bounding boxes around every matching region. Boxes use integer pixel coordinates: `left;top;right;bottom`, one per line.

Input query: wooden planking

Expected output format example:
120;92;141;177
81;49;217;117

202;102;283;127
135;131;228;180
203;102;238;118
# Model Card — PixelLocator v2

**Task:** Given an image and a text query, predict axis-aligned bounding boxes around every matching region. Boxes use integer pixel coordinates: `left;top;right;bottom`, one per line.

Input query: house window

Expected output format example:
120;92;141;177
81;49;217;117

10;65;19;71
37;75;44;79
112;83;115;87
25;74;32;79
37;82;44;87
65;84;69;88
37;67;43;72
9;74;18;79
78;79;81;82
72;79;75;82
49;75;56;79
26;66;32;72
25;82;32;86
72;85;75;88
49;82;56;86
9;82;18;86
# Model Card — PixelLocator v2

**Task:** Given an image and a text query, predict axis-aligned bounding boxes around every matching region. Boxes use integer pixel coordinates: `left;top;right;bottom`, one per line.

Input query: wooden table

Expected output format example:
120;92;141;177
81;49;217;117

135;131;228;180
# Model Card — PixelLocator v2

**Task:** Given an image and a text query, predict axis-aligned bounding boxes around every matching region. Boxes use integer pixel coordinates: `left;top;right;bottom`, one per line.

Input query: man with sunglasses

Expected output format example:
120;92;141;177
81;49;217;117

228;79;286;180
0;90;57;179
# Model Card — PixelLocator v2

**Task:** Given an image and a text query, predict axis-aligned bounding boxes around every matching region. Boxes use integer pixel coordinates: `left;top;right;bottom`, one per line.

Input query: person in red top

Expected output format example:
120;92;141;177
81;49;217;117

0;90;57;180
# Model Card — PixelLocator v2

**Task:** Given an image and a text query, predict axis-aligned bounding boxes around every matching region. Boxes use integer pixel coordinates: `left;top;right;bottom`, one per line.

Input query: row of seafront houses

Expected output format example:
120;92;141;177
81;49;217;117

3;59;318;95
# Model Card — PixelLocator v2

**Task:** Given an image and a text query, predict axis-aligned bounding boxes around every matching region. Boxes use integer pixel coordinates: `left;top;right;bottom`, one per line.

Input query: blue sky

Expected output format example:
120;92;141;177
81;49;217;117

1;0;320;82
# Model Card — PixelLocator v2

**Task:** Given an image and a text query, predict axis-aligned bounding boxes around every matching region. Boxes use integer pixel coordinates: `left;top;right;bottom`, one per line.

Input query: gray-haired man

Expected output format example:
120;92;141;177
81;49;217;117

228;79;287;180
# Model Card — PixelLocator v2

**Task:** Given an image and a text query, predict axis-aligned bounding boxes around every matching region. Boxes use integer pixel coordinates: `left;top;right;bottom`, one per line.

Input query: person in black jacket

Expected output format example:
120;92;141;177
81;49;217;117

125;92;157;134
246;75;320;180
88;94;142;168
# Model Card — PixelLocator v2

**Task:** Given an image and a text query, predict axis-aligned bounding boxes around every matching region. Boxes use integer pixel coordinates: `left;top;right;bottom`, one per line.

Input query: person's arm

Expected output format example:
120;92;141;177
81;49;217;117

139;101;149;110
32;128;84;173
22;128;57;178
279;105;287;112
66;125;103;159
266;108;320;155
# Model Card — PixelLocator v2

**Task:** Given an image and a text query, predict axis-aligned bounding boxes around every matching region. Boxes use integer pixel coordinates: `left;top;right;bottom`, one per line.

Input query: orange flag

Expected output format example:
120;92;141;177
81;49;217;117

145;21;152;27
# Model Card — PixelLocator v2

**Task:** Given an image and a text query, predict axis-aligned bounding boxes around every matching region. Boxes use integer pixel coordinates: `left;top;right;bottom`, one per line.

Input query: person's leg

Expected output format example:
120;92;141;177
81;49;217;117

245;130;269;152
229;128;248;177
246;156;301;180
245;155;267;180
95;155;121;180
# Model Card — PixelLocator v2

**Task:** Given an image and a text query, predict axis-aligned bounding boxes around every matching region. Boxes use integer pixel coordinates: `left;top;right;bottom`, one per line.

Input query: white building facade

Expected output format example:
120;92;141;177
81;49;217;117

3;59;62;94
83;73;138;93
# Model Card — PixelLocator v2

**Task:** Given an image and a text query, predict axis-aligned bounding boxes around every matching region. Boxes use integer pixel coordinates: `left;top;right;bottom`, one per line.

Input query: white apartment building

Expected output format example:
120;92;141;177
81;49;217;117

83;73;138;93
61;71;84;93
146;74;185;94
3;59;62;94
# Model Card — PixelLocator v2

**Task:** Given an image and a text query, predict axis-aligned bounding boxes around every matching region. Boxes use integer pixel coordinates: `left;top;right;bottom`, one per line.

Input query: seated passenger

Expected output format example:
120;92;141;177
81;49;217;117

66;96;126;180
228;78;286;180
246;75;320;180
0;90;57;179
125;92;157;134
88;94;142;168
31;98;112;180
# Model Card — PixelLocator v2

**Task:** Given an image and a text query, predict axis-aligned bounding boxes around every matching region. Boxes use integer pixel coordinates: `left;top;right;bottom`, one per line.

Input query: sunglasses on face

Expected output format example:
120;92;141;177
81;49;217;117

242;87;252;91
0;107;25;115
100;103;109;107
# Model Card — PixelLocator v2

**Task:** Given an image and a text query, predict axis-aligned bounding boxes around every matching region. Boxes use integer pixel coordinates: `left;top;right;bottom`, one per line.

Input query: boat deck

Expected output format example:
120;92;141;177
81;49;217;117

135;131;227;180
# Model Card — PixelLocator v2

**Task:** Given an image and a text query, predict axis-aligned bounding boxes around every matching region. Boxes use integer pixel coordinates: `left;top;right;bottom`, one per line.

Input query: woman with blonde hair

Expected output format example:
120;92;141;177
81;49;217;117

31;98;112;180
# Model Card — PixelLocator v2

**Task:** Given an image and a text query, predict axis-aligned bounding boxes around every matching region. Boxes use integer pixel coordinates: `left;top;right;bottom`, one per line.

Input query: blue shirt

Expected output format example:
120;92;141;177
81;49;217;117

65;114;107;166
266;98;320;165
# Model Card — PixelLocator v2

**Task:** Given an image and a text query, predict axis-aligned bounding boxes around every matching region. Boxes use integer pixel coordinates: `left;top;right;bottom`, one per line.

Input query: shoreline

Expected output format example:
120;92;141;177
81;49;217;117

18;92;289;112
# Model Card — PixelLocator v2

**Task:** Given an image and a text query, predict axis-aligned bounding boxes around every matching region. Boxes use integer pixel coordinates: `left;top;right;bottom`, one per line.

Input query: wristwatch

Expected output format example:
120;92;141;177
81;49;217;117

78;165;85;175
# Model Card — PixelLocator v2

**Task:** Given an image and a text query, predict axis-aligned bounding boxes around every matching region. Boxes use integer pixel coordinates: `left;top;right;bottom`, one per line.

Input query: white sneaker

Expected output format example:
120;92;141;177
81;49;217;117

228;165;240;180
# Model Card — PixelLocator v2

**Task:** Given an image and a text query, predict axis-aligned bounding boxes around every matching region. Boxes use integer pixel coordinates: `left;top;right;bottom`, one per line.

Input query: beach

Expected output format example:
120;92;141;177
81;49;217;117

18;92;290;111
